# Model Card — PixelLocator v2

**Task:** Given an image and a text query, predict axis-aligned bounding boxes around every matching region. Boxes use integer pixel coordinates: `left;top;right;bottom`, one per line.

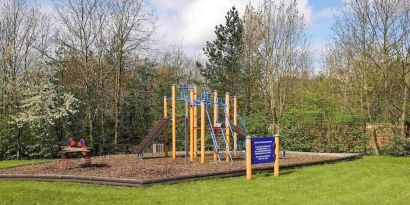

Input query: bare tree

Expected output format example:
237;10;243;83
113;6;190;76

394;1;410;137
259;0;311;133
332;0;409;134
0;0;44;159
241;4;265;114
54;0;106;142
106;0;156;144
329;0;410;154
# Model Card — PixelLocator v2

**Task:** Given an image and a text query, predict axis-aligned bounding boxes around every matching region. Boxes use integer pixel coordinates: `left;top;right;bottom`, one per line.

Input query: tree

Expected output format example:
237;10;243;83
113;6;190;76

10;69;78;158
54;0;106;143
202;6;243;94
259;0;311;133
0;0;46;159
329;0;410;154
106;0;156;144
241;4;265;115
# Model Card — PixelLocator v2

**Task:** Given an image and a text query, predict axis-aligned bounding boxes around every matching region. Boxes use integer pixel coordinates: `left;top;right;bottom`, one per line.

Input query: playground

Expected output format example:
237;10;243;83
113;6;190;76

0;85;362;186
1;0;409;204
0;85;407;204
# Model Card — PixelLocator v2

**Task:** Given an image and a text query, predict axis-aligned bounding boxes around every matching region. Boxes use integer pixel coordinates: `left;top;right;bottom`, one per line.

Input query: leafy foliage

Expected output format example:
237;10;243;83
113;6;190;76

8;69;78;158
201;6;243;94
380;137;410;157
280;77;367;153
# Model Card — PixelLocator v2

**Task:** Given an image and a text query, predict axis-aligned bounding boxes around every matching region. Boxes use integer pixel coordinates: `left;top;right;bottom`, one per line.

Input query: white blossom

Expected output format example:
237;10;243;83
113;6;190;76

10;69;78;128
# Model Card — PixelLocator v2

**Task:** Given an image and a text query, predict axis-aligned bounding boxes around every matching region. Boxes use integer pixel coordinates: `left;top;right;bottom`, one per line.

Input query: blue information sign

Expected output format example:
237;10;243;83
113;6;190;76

251;137;275;164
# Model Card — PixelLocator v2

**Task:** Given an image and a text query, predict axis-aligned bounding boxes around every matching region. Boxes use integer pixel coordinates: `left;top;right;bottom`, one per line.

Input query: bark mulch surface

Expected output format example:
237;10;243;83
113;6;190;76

0;153;346;181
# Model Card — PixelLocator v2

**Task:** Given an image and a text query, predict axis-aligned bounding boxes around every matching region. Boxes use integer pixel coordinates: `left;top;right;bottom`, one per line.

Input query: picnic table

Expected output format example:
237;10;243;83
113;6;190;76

60;146;93;168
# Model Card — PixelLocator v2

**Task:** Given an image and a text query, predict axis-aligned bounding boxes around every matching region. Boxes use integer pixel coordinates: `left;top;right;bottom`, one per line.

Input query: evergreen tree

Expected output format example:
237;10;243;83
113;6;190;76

202;6;243;94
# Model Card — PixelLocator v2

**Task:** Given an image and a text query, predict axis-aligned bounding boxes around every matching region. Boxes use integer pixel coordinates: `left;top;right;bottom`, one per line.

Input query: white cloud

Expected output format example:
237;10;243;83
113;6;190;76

153;0;313;57
180;0;233;46
39;0;314;58
296;0;312;25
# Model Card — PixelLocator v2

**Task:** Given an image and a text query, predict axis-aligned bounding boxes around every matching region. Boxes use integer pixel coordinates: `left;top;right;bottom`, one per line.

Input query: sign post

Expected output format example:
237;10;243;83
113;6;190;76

274;135;280;177
246;136;252;180
246;135;280;180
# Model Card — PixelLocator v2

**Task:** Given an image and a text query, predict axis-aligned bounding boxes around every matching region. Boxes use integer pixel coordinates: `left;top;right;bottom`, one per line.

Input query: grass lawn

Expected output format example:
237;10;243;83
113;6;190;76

0;159;49;169
0;156;409;205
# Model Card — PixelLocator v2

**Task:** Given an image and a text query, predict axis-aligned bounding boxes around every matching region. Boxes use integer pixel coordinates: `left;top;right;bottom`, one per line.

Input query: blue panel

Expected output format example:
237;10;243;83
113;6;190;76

251;137;275;164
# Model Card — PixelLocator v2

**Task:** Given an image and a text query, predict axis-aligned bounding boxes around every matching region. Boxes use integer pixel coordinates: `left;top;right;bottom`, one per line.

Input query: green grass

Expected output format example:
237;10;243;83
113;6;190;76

0;156;409;205
0;159;49;168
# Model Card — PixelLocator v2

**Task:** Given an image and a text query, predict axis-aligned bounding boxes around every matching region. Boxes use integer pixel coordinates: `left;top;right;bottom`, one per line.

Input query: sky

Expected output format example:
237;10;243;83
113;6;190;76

40;0;343;66
151;0;343;66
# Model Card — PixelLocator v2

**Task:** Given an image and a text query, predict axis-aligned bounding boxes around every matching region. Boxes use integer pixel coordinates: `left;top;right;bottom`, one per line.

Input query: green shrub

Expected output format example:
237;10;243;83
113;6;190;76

281;126;313;151
380;137;410;157
278;89;368;153
243;109;271;136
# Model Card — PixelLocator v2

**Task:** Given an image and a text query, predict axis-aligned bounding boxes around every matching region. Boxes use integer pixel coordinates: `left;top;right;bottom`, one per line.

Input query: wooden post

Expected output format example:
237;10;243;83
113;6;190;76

193;86;198;159
233;96;238;157
246;136;252;180
201;100;206;164
172;85;176;160
189;90;194;161
164;96;168;158
213;90;218;161
274;135;280;177
225;92;230;162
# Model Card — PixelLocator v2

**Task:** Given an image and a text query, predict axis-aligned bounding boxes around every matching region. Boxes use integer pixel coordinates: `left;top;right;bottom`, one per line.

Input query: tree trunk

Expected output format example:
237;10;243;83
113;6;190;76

85;84;93;143
114;70;119;144
364;77;379;155
364;78;372;122
114;51;123;144
400;73;408;137
87;104;93;143
100;114;105;155
269;80;277;134
16;127;21;160
371;126;380;155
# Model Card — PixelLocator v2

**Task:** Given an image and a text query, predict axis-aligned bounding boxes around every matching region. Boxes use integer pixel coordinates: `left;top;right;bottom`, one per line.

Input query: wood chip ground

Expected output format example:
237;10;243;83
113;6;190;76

0;153;340;181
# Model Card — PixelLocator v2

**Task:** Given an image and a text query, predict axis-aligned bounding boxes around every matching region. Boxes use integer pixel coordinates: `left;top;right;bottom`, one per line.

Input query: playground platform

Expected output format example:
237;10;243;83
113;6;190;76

0;152;361;187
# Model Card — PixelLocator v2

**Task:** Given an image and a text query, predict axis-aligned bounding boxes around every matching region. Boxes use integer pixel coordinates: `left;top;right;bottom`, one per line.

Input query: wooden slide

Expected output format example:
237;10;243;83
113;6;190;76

229;124;250;138
133;118;170;155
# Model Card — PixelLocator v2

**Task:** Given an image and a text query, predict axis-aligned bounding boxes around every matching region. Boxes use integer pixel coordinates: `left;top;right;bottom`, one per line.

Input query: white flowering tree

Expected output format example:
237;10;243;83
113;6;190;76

10;69;78;157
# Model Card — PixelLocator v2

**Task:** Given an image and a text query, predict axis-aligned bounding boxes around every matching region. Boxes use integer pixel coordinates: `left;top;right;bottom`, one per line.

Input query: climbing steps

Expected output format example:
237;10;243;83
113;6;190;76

133;117;170;156
205;107;233;162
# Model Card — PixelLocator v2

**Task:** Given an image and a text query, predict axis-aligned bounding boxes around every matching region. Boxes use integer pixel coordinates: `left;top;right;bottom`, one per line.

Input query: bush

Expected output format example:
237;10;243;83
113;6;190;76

380;137;410;157
281;126;313;151
243;109;271;136
279;90;367;153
